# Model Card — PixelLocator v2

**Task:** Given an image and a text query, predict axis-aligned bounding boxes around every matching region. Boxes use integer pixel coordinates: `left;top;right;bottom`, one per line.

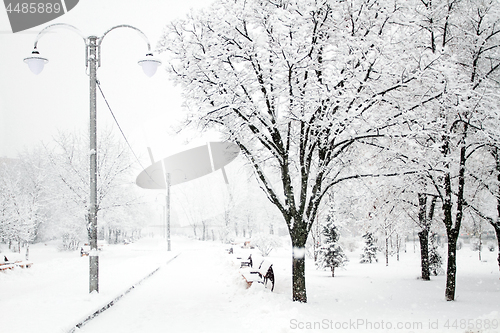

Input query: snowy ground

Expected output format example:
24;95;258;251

1;237;499;333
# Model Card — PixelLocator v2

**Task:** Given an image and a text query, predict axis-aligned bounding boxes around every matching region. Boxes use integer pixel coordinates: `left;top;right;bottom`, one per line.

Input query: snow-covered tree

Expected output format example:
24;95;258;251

465;146;500;273
428;232;444;276
0;154;48;250
316;209;348;277
360;232;378;264
159;0;422;302
44;130;143;246
353;177;413;266
405;0;500;301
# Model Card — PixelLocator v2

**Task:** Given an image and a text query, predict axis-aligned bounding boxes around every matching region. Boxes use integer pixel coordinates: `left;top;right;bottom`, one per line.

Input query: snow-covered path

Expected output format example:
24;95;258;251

77;239;288;333
2;237;499;333
0;238;180;333
74;238;500;333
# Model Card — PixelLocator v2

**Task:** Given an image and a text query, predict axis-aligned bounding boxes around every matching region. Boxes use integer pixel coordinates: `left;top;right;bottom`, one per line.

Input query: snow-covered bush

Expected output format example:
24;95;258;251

252;234;281;257
59;233;81;251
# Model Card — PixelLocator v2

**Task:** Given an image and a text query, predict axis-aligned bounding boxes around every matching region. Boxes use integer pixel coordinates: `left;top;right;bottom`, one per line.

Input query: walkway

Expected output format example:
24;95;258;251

77;240;283;333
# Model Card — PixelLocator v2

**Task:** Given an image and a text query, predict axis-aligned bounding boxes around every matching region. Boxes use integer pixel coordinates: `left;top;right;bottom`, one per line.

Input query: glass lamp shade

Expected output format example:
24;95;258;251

24;51;48;75
138;54;161;77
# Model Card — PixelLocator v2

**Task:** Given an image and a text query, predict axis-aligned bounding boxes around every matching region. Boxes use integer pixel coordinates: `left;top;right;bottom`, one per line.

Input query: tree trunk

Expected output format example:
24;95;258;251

443;191;460;301
418;229;430;281
291;225;308;303
331;266;335;277
418;192;430;280
396;234;400;261
441;141;466;302
493;223;500;273
478;227;482;262
443;167;460;302
385;233;389;267
494;151;500;272
292;251;307;302
445;231;458;301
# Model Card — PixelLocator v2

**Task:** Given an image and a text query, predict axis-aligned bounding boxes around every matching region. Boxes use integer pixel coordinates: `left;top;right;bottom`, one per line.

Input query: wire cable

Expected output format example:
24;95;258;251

95;79;162;188
96;80;146;169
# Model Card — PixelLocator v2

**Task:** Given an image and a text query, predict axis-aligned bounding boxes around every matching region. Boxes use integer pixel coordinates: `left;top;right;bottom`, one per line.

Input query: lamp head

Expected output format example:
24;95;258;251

138;53;161;77
24;50;49;75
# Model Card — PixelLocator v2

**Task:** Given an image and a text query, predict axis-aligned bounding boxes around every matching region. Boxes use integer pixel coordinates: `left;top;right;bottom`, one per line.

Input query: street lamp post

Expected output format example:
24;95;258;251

88;35;99;293
24;23;161;294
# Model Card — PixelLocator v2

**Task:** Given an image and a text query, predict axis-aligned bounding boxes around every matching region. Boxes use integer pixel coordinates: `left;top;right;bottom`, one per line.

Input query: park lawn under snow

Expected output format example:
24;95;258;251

0;236;499;333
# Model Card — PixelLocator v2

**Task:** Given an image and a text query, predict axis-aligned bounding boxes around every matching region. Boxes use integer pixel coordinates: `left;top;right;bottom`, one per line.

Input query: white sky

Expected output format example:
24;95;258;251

0;0;215;162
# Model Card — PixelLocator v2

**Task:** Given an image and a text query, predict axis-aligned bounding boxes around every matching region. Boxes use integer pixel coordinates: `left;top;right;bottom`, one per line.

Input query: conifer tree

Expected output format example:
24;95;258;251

429;232;444;276
316;211;348;277
360;232;378;263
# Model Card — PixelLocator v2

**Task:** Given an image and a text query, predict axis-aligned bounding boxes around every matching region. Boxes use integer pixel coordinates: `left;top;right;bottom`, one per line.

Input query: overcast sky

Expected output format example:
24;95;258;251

0;0;215;162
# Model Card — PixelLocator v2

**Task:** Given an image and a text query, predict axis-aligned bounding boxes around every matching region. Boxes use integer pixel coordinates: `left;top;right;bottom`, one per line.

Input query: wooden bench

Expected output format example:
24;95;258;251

230;249;275;291
0;263;15;271
80;243;105;257
239;256;252;268
0;261;33;271
15;261;33;268
241;269;263;287
239;259;274;291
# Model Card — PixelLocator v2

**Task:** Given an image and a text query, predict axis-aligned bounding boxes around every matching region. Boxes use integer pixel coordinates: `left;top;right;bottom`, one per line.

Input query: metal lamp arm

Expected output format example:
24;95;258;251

33;23;86;49
99;24;152;52
30;23;156;73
